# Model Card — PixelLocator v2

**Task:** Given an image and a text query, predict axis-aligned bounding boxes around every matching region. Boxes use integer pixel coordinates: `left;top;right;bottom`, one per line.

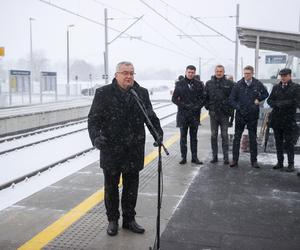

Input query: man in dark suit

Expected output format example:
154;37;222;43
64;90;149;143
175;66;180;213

229;65;269;168
172;65;205;165
88;61;163;236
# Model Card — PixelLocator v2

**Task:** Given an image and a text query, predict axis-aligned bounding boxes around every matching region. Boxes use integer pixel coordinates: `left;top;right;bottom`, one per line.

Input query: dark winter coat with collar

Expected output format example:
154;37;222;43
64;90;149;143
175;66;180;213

204;75;234;116
87;78;163;174
172;76;205;127
229;77;269;121
267;80;300;130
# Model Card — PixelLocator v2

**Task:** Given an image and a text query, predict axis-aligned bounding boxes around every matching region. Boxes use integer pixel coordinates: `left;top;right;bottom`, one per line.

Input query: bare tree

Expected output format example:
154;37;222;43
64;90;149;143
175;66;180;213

15;50;49;81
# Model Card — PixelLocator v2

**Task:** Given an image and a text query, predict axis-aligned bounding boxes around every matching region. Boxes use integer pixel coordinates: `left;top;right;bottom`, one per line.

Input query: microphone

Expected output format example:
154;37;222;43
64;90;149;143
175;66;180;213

129;88;144;104
129;88;139;98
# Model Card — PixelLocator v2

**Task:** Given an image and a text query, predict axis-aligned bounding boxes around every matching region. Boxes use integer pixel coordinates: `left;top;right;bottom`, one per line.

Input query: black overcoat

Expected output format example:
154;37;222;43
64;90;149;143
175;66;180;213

204;76;234;116
267;80;300;131
87;78;163;173
172;77;205;127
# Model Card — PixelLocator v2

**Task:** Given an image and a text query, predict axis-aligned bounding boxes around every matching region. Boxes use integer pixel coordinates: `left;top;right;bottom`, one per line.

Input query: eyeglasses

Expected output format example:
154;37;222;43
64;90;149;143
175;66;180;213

117;71;135;76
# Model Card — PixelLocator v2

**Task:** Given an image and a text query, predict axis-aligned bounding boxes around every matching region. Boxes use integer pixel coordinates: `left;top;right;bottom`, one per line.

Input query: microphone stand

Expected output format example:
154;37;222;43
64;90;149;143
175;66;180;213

130;89;169;250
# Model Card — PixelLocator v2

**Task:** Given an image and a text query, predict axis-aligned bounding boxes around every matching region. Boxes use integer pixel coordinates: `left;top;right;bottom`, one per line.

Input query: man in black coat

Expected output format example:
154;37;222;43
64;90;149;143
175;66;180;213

205;65;234;164
229;65;269;168
88;61;163;236
267;68;300;172
172;65;205;164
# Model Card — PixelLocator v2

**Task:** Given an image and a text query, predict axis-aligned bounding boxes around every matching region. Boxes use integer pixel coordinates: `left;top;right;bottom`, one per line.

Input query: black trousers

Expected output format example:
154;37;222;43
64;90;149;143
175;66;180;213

103;169;139;222
232;115;258;163
209;112;229;160
273;128;294;165
180;125;198;159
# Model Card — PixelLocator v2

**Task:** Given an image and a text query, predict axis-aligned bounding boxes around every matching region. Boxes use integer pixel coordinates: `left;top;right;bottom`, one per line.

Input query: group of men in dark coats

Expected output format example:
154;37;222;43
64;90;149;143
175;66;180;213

172;64;300;172
87;61;300;238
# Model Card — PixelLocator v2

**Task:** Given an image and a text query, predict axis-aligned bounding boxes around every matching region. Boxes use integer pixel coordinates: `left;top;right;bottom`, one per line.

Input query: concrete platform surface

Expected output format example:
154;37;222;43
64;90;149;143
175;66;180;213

161;154;300;250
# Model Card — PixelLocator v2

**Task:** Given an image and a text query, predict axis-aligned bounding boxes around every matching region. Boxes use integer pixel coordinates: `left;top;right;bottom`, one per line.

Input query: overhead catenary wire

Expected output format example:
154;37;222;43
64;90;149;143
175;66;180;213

142;19;196;59
191;16;235;43
93;0;137;18
38;0;197;60
159;0;188;18
139;0;218;57
93;0;196;58
39;0;128;35
189;20;236;64
159;0;223;57
158;0;235;44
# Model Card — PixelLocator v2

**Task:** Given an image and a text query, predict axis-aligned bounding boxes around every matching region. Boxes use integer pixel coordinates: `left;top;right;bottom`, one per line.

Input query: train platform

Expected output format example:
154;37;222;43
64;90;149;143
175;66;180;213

160;155;300;250
0;98;93;137
0;113;299;250
0;97;171;138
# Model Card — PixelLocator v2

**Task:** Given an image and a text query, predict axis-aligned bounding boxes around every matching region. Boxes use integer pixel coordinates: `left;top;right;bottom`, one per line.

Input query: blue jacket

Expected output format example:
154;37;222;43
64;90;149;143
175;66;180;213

229;77;269;120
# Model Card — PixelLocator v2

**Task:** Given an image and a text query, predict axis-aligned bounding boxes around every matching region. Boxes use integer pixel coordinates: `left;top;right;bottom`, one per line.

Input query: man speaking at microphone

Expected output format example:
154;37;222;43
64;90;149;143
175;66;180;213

88;61;163;236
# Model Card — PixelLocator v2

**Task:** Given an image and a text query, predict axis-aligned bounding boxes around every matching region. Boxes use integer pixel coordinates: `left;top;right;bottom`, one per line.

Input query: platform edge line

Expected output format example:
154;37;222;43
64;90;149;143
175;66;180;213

17;132;181;250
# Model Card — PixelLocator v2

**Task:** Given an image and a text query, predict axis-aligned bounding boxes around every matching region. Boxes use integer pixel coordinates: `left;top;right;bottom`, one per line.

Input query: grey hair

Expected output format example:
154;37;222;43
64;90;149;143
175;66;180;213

116;61;134;72
215;64;225;70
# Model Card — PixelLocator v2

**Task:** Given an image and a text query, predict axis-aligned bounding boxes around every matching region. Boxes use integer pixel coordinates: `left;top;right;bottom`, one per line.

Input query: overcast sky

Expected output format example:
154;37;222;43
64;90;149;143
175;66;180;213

1;0;300;80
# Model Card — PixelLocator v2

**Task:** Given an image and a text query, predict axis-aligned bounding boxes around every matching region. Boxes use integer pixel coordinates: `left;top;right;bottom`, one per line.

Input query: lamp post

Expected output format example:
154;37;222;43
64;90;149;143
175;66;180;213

29;17;35;104
234;4;240;81
67;24;74;97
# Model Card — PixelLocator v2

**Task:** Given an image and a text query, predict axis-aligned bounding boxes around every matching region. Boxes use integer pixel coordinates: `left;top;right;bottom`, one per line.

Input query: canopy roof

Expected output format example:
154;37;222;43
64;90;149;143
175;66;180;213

237;26;300;57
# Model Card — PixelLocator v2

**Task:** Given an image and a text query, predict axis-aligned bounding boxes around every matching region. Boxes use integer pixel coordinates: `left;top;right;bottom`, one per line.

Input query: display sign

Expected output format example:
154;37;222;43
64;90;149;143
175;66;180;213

40;71;57;91
265;55;287;64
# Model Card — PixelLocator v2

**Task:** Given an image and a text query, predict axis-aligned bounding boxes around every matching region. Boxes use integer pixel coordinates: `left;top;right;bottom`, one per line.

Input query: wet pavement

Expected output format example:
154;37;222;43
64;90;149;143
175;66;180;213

161;154;300;250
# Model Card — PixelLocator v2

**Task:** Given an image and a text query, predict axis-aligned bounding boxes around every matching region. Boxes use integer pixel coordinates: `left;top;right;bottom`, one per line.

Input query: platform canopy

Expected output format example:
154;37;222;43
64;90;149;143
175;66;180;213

237;26;300;58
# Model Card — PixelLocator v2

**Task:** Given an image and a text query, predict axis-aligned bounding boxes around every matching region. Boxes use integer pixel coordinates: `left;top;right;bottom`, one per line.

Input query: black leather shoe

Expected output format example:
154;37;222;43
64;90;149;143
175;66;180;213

273;163;283;169
107;221;118;236
229;161;238;167
251;162;260;168
123;220;145;234
210;158;218;163
179;158;187;164
297;171;300;177
191;158;203;164
223;160;229;165
286;164;295;172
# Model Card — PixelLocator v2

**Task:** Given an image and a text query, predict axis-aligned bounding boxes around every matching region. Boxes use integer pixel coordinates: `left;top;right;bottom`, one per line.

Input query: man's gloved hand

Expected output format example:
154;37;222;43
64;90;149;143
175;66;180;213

94;134;108;150
153;134;163;147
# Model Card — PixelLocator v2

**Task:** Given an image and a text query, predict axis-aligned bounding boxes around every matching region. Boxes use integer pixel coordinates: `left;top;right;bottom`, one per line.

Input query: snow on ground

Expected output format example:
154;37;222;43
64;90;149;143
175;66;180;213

258;153;300;169
0;102;177;211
